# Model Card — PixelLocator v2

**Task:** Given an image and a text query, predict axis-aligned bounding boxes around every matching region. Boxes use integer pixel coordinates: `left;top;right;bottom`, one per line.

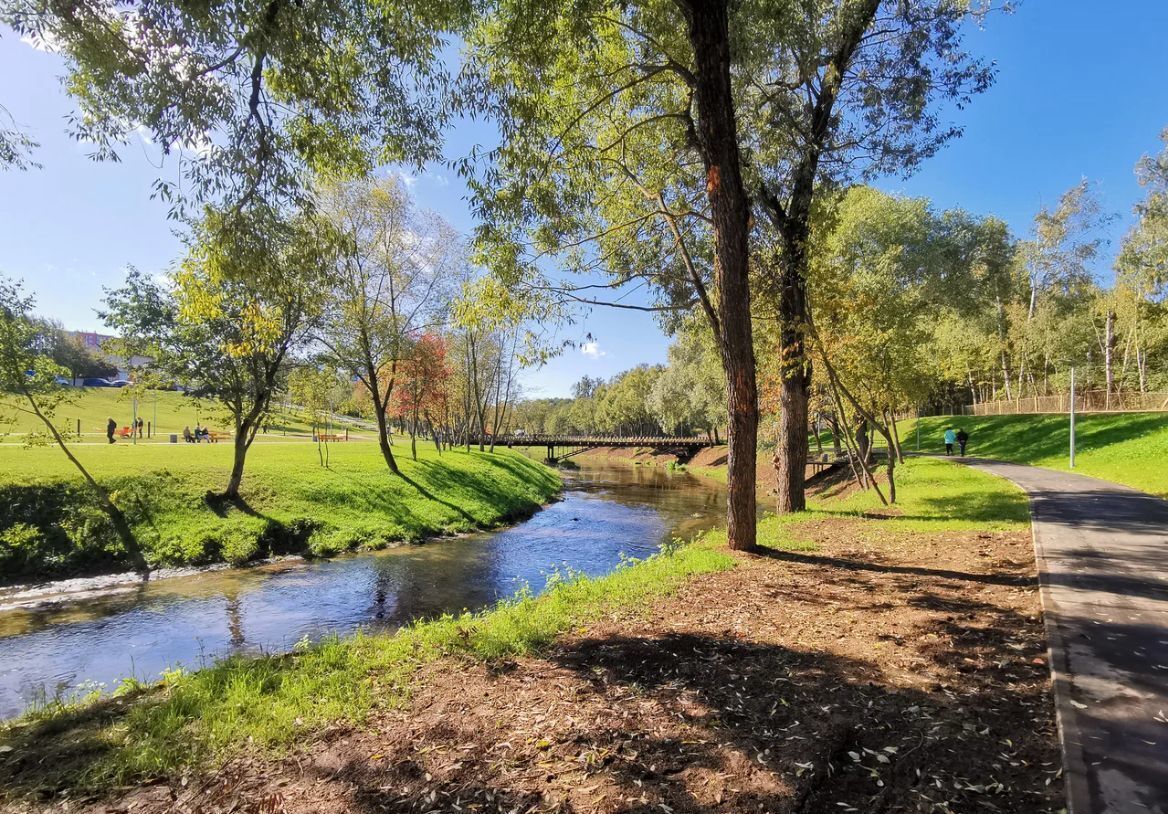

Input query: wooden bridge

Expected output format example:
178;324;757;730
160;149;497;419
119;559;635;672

480;434;715;462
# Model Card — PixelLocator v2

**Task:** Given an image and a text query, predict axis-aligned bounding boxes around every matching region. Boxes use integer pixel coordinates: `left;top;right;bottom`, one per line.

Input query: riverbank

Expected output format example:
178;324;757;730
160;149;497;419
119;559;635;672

0;444;561;584
0;457;1062;811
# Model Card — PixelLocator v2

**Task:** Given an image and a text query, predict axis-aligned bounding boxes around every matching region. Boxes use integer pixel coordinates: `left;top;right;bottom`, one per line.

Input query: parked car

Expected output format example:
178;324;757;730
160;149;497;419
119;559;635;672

81;377;112;387
109;379;132;388
53;375;72;386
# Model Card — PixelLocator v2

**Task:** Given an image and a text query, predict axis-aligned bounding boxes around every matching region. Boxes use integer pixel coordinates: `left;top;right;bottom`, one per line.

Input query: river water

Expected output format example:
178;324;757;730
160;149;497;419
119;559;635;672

0;462;725;720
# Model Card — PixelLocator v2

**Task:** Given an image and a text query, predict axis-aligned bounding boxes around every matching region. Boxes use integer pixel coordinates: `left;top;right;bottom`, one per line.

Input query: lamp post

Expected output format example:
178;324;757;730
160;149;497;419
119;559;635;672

1069;366;1076;468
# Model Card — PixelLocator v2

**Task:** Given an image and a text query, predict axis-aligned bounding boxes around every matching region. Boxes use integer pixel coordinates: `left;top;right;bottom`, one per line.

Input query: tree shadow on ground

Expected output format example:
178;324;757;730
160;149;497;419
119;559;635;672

290;609;1060;814
754;546;1035;588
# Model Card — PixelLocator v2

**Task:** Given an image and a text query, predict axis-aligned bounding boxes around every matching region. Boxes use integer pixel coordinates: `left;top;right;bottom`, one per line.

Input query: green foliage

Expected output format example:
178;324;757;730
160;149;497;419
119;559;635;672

2;0;468;216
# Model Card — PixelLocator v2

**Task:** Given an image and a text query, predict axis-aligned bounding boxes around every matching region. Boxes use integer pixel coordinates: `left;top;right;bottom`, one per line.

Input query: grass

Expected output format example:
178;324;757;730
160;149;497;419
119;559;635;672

0;387;325;440
0;455;1024;797
0;442;562;582
905;412;1168;497
750;456;1030;553
0;540;736;794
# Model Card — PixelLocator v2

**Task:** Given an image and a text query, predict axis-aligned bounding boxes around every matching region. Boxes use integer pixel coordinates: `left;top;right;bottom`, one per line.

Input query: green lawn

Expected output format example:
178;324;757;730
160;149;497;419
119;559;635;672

0;387;328;440
0;441;561;582
905;412;1168;497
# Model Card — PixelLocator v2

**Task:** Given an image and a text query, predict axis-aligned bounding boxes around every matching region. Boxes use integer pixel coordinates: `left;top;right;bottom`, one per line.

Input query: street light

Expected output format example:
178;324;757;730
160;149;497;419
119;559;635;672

1069;366;1076;468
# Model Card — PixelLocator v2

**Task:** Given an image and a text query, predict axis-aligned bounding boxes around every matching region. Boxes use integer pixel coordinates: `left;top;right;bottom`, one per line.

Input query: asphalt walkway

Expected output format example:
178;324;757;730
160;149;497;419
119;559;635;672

963;460;1168;813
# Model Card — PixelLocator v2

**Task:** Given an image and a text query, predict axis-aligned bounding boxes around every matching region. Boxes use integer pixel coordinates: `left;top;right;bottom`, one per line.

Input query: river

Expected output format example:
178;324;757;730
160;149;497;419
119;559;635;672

0;461;725;720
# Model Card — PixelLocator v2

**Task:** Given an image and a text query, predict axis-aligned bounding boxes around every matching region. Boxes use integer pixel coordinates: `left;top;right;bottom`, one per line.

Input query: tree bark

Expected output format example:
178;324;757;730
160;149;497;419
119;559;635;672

679;0;758;552
225;432;249;499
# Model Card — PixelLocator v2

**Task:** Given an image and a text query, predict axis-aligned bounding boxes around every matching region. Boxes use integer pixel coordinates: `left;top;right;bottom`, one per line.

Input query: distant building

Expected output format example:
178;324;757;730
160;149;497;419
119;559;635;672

68;331;153;382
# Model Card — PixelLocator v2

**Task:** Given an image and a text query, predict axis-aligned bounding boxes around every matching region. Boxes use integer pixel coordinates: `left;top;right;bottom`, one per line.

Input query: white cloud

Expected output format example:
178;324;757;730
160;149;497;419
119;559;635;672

396;170;418;189
580;341;606;359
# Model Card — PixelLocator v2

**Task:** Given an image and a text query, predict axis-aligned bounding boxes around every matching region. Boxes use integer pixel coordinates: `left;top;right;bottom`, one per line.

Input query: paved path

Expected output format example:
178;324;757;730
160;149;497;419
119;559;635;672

963;460;1168;813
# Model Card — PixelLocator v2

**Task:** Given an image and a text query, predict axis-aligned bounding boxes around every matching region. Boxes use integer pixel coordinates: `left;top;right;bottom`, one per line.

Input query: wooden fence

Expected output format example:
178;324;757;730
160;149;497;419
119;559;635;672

963;390;1168;416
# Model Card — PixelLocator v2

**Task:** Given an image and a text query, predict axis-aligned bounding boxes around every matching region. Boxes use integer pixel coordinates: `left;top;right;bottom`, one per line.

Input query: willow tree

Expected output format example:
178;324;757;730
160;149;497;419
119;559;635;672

465;0;996;547
739;1;996;511
465;0;761;549
1115;130;1168;391
0;276;143;568
805;187;1010;500
1;0;468;234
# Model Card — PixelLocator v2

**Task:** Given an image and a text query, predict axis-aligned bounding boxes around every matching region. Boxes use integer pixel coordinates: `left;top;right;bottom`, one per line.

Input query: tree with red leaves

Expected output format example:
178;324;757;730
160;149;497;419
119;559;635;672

393;333;452;461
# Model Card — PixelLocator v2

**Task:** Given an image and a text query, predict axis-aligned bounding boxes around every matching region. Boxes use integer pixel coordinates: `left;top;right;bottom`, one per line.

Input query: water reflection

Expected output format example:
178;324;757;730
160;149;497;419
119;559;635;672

0;462;724;719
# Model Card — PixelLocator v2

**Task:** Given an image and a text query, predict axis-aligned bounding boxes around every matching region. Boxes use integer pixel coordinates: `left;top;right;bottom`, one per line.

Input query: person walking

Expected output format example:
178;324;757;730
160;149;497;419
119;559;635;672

136;417;144;438
106;417;117;444
956;427;969;456
943;427;956;456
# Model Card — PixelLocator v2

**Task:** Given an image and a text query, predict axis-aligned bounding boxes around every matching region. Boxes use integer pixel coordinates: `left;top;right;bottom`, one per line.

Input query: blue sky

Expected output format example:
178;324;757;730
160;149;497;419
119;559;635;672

2;1;1166;397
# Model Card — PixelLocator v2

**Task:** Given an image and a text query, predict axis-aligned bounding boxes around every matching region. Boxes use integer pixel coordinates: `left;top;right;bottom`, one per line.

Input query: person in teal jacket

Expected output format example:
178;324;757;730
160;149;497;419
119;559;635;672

944;427;957;456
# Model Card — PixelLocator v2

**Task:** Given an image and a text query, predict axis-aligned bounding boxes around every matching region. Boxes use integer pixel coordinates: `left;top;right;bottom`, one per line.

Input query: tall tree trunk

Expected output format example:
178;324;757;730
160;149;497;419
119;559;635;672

224;431;250;500
775;255;811;512
680;0;758;552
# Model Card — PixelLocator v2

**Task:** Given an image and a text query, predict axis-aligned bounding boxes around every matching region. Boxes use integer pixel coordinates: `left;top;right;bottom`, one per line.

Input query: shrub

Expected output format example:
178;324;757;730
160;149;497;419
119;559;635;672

0;522;45;570
219;527;261;565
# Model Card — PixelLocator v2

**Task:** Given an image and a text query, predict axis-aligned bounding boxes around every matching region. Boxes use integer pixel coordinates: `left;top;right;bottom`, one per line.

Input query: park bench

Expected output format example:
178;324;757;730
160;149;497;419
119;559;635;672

316;433;345;442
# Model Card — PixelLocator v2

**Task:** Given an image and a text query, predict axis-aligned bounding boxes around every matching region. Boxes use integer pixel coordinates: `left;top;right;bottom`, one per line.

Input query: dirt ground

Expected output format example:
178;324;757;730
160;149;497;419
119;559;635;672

30;515;1063;814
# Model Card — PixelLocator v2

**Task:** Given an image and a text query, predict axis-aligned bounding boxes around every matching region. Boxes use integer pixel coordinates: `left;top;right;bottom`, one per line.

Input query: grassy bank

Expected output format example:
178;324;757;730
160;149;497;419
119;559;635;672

693;455;1029;534
0;540;736;795
907;412;1168;497
0;443;561;583
0;456;1027;799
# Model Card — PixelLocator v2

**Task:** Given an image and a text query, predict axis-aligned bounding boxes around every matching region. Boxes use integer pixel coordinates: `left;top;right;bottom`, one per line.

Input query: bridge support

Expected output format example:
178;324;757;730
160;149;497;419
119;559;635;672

546;443;556;463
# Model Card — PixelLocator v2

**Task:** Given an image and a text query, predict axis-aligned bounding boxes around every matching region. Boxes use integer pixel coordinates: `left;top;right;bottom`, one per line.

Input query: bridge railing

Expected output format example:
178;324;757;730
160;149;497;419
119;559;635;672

470;434;712;446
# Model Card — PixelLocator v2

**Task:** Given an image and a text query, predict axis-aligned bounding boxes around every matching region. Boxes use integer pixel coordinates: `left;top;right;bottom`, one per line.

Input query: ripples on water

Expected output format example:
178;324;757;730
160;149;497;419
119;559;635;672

0;462;725;719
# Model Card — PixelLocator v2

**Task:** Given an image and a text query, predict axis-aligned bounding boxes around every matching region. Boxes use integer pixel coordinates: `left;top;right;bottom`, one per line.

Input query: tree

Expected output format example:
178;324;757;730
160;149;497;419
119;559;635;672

648;319;726;438
287;363;350;467
37;320;119;382
743;1;995;512
0;103;39;170
0;276;144;569
1010;181;1110;397
1116;129;1168;391
452;276;529;451
393;333;452;459
466;0;995;547
317;175;459;474
466;0;760;549
2;0;466;216
103;214;320;499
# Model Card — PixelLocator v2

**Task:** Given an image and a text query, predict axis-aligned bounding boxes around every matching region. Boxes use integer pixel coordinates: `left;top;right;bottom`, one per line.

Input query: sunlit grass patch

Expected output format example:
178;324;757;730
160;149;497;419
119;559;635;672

907;412;1168;498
